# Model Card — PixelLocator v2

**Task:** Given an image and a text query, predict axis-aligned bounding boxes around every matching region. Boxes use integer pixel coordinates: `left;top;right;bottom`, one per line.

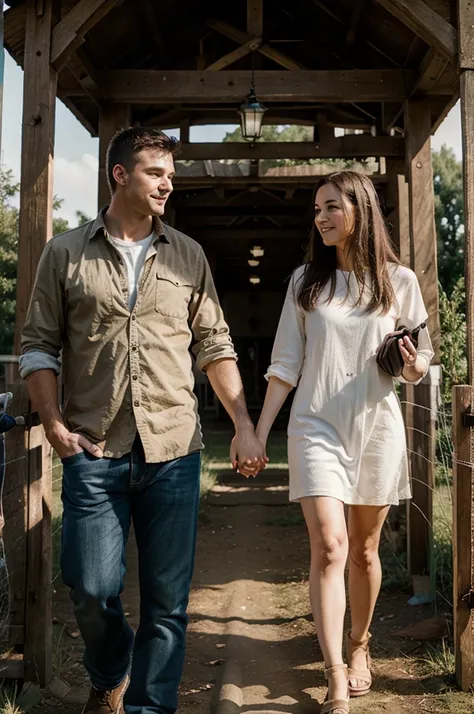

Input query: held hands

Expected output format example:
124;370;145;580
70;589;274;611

46;422;104;460
230;426;269;479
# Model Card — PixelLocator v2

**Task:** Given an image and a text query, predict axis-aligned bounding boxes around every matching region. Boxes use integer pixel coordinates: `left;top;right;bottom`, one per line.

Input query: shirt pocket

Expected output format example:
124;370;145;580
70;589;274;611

155;271;194;319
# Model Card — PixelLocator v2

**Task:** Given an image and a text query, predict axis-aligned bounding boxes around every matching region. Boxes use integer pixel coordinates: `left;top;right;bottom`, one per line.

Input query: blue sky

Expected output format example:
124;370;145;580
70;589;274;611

2;50;463;226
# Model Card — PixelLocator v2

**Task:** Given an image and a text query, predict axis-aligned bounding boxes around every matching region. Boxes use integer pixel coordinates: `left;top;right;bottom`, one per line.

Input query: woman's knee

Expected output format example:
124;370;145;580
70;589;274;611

348;535;380;571
311;530;348;571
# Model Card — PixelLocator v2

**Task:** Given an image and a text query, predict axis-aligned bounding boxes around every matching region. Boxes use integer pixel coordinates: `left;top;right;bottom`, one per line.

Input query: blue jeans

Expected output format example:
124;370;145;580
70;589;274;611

60;438;201;714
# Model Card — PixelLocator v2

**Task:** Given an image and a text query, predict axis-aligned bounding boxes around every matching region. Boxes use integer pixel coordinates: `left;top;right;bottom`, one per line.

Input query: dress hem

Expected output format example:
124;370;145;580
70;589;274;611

290;489;412;506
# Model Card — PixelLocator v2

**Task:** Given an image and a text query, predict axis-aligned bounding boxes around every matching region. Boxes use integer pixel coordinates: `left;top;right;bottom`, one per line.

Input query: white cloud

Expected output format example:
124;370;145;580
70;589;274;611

53;153;99;226
432;102;462;159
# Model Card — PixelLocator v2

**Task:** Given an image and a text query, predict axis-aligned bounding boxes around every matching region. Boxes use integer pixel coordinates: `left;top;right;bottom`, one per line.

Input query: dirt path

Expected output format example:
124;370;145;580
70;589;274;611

36;467;471;713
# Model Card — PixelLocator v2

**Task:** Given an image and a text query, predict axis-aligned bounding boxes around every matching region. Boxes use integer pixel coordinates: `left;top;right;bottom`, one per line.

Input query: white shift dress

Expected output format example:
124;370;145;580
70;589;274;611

265;264;434;506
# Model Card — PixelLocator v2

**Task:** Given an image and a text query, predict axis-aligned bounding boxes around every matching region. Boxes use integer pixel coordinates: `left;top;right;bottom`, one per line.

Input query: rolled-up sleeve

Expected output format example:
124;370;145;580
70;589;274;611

189;250;237;371
20;240;64;379
395;270;434;385
265;272;306;388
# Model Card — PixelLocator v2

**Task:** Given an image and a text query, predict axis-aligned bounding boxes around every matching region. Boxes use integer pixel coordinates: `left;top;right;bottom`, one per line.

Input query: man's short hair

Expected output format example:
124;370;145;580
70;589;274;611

106;127;180;193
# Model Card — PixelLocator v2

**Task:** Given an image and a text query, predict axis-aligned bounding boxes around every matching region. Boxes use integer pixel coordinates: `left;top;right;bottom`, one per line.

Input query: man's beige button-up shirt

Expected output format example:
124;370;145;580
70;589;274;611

20;209;237;462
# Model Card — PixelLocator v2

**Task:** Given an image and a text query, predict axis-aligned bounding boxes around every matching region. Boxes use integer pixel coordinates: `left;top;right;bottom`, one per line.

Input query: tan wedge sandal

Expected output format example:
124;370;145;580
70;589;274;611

321;663;350;714
345;631;372;697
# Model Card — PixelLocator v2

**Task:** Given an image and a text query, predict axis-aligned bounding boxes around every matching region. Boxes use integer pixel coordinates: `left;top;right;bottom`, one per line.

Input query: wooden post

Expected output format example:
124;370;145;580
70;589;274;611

455;1;474;689
98;103;131;209
452;386;474;691
404;100;440;583
385;158;409;258
15;0;56;686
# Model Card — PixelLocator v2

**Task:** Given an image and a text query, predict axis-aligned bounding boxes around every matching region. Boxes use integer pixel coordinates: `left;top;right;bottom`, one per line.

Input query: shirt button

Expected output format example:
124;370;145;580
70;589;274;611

132;375;138;381
131;315;136;321
131;346;137;352
134;400;140;407
104;451;112;458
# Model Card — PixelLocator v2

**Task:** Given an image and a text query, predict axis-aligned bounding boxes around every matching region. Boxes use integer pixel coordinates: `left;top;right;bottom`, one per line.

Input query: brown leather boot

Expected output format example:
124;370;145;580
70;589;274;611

81;675;130;714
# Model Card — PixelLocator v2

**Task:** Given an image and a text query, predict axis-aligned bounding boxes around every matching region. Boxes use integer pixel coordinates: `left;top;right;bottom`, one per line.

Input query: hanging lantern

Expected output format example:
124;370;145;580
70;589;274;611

239;87;266;142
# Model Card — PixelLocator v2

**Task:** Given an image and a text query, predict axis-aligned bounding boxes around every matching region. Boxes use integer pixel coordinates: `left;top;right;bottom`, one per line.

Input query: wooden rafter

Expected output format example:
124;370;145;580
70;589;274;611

138;0;165;59
373;0;456;58
205;39;261;71
97;69;414;103
346;0;366;52
176;136;405;160
51;0;122;67
67;47;106;105
247;0;263;38
207;18;305;70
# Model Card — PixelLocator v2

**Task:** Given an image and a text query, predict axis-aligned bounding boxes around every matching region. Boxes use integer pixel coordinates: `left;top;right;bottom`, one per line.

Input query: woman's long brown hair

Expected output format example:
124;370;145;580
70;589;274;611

296;170;400;314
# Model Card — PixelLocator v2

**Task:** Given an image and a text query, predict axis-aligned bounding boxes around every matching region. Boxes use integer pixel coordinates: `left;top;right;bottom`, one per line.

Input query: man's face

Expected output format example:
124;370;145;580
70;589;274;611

115;149;175;216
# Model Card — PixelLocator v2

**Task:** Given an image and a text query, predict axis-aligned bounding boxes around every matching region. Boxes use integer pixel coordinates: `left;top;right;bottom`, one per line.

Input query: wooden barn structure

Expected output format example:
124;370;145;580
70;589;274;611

2;0;474;692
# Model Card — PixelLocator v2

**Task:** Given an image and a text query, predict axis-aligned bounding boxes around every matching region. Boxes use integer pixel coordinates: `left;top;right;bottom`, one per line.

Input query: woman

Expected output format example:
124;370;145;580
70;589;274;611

254;171;433;714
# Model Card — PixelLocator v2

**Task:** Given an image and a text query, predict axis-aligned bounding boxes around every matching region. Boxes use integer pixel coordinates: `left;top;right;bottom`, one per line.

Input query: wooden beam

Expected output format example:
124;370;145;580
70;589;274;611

138;0;165;59
173;174;389;189
192;228;306;239
17;0;55;687
176;137;405;160
180;117;190;144
98;104;131;209
207;17;310;70
247;0;263;38
346;0;366;52
66;47;106;105
51;0;122;67
206;39;259;71
98;69;415;104
459;0;474;69
385;158;408;257
415;48;450;94
374;0;456;58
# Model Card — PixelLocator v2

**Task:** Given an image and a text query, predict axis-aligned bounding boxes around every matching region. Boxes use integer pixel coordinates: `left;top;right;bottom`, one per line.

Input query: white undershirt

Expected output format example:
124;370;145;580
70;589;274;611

109;233;154;309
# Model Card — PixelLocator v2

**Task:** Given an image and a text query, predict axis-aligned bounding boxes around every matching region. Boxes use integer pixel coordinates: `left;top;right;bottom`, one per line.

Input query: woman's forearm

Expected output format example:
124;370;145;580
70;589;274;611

256;376;293;442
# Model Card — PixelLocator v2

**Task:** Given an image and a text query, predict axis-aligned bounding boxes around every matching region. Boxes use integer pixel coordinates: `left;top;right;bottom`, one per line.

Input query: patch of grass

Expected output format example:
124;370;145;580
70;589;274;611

418;639;455;678
433;485;453;607
0;681;22;714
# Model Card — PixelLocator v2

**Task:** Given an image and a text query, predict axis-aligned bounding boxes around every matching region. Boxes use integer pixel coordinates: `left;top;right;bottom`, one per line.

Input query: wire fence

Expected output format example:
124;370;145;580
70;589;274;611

0;379;470;627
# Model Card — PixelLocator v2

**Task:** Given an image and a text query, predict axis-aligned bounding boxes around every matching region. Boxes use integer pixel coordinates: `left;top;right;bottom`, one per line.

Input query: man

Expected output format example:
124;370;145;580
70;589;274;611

20;128;265;714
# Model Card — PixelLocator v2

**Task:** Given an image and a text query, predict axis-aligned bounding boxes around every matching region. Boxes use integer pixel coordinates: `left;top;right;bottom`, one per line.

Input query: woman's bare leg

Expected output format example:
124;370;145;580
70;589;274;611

300;496;348;704
347;504;390;687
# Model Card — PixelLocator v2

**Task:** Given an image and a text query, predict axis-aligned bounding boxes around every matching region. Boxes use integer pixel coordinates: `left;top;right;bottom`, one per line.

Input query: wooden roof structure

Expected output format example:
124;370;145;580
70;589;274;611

4;0;459;135
2;0;462;293
3;0;474;694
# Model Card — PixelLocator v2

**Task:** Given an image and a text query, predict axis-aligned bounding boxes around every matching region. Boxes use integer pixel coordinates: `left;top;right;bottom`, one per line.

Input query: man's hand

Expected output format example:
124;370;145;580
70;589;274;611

230;426;268;479
46;422;104;460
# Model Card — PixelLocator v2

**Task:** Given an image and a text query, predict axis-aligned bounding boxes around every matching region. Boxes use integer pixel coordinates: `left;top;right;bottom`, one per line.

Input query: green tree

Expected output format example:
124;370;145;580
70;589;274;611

432;145;465;294
223;124;370;173
0;169;20;354
53;196;69;236
439;277;467;402
0;172;88;355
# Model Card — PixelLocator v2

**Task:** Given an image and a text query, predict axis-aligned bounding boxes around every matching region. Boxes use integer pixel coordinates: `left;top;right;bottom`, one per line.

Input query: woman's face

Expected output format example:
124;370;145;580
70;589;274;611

314;182;355;251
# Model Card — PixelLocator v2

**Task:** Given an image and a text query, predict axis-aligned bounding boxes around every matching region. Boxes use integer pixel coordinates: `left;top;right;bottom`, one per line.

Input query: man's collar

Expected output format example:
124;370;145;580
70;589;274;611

88;206;169;243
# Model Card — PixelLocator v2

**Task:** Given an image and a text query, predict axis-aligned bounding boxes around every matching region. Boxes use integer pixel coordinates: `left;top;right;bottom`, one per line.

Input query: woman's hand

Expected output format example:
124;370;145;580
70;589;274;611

398;335;425;382
230;426;268;479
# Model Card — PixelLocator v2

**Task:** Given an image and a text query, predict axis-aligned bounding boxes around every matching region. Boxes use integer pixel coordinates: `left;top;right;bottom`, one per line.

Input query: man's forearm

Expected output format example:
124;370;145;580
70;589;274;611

25;369;64;437
205;358;253;431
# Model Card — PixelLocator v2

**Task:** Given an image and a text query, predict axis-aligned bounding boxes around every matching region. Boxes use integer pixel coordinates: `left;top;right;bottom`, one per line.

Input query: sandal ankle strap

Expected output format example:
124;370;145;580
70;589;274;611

346;631;372;648
324;663;348;679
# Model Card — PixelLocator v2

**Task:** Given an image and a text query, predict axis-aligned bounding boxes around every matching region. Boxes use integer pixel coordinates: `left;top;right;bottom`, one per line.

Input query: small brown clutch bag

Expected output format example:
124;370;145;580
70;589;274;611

376;322;426;377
